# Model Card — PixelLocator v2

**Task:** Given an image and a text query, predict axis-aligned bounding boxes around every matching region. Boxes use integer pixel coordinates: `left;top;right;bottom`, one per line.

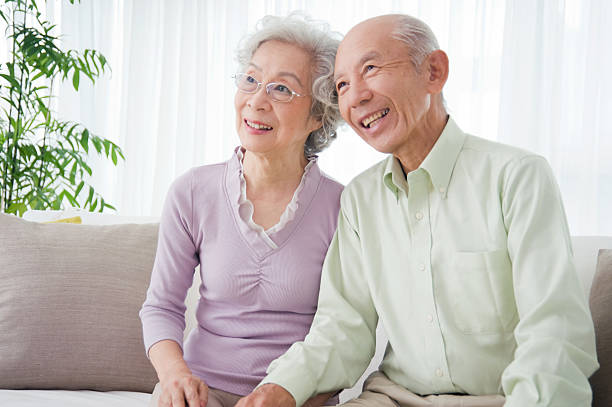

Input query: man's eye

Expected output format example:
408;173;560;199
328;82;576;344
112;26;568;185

366;65;376;72
246;75;257;83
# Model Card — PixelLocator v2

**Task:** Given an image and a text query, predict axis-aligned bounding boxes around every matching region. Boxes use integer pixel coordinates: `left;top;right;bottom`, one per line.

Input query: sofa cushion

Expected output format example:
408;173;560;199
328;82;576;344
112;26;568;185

589;248;612;407
0;213;159;392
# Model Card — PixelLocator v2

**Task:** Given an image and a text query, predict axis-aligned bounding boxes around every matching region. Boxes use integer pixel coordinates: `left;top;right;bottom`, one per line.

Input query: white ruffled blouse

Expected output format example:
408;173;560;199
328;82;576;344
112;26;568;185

235;147;317;249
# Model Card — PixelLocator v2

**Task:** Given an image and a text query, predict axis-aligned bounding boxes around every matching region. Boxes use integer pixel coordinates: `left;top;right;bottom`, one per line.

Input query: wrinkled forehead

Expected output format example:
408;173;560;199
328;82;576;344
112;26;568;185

335;21;407;73
249;40;313;85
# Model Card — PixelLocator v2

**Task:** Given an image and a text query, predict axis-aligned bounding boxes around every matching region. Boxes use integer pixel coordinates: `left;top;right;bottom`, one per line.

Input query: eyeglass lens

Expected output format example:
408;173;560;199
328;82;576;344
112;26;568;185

234;74;295;102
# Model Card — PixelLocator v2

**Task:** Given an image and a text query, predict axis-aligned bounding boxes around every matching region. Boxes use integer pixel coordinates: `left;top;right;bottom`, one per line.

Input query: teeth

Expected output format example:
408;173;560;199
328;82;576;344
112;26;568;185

362;108;389;128
246;120;272;130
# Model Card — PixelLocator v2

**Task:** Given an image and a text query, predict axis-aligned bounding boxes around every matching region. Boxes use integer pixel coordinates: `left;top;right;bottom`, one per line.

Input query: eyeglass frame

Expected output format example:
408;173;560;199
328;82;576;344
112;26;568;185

232;73;308;103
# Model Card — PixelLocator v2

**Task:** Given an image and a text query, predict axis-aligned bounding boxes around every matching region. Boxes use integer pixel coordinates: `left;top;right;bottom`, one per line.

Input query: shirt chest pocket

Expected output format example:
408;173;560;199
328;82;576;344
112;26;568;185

445;249;518;334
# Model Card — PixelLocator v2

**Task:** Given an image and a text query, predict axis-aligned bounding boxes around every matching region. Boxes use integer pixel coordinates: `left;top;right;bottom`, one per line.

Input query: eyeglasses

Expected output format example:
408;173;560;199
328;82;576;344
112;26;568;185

233;73;307;103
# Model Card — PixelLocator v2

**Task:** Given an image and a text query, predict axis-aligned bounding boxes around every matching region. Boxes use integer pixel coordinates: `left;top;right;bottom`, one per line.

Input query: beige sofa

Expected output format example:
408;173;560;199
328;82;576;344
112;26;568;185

0;211;610;406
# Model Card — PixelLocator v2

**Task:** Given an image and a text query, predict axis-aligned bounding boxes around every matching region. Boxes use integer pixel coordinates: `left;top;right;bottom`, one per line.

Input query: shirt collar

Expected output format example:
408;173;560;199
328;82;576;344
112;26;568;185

383;116;466;199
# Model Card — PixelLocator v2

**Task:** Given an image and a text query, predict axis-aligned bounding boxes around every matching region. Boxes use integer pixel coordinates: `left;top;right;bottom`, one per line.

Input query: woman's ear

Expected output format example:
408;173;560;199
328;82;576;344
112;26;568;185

307;115;323;135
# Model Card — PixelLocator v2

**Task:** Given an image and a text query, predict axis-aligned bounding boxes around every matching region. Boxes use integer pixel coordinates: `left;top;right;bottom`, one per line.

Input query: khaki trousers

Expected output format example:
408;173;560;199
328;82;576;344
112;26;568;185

340;372;505;407
150;382;242;407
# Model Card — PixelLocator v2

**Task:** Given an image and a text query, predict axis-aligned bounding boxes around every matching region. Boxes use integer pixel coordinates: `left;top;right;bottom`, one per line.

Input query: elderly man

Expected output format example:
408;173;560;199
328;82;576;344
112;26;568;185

236;14;598;407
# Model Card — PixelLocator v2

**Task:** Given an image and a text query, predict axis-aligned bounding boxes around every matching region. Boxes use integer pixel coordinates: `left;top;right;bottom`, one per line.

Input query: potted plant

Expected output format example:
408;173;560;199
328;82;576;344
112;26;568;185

0;0;123;216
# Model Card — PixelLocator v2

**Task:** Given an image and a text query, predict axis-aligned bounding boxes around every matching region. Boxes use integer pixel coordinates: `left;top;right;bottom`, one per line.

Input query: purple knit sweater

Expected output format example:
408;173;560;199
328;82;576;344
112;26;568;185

140;151;343;396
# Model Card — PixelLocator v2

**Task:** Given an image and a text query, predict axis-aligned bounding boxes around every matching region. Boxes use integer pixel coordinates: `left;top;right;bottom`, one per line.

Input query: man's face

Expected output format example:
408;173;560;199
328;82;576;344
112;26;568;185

334;17;432;155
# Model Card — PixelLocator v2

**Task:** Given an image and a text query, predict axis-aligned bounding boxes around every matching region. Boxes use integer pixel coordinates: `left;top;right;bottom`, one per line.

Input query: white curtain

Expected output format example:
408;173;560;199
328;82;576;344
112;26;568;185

39;0;612;235
497;0;612;235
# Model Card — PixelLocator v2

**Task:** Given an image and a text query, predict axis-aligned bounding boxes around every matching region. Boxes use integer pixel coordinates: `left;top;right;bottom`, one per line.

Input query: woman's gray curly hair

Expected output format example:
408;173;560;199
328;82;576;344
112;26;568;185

236;13;343;157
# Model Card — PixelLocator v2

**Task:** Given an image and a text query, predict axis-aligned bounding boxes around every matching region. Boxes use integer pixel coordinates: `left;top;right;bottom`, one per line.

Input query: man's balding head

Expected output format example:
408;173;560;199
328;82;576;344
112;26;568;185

333;14;449;164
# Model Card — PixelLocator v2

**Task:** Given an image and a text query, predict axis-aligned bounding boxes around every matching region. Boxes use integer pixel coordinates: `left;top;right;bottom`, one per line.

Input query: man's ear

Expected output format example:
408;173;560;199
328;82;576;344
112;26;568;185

426;50;449;94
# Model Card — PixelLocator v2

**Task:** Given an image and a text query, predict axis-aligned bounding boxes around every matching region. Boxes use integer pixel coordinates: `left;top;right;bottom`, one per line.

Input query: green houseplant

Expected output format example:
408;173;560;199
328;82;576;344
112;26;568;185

0;0;123;216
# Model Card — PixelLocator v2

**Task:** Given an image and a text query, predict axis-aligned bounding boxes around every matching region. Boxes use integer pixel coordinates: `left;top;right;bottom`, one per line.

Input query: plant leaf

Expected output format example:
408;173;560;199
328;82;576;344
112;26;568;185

91;137;102;153
69;161;78;184
60;188;79;208
7;202;28;216
72;70;80;90
85;186;94;206
74;180;84;197
79;129;89;153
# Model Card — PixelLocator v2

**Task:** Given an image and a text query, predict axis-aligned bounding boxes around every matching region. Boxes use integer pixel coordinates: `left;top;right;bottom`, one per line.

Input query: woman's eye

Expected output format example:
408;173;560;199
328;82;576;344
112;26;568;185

273;84;291;94
336;81;347;91
246;75;257;83
366;65;376;72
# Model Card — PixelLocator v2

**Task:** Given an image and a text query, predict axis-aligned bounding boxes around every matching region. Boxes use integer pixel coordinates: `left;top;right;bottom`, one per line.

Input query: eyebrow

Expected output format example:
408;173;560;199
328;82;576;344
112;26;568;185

359;50;382;67
247;62;304;88
334;50;382;82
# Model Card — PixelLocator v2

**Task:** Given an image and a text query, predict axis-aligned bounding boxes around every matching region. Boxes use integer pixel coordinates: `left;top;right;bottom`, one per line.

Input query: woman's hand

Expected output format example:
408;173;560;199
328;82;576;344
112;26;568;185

157;359;208;407
149;340;209;407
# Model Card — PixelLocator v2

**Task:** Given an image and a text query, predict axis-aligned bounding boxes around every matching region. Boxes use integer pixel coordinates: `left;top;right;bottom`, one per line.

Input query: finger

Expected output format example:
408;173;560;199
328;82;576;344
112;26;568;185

158;390;172;407
184;380;201;407
171;388;186;407
198;381;208;407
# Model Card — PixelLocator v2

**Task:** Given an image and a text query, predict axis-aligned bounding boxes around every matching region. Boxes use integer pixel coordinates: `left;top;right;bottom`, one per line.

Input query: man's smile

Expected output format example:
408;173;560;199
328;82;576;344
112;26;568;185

360;108;390;129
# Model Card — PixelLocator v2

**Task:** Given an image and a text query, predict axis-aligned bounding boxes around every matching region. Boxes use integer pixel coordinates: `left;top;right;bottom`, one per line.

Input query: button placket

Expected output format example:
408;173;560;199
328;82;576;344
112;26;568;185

407;170;453;392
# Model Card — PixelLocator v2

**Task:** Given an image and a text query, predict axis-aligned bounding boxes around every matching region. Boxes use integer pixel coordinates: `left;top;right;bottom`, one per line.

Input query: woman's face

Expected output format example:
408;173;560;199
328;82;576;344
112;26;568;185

235;40;322;158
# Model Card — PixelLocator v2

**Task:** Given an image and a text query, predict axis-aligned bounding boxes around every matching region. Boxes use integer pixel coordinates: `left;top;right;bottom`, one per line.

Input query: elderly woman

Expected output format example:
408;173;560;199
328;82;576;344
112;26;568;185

140;14;343;407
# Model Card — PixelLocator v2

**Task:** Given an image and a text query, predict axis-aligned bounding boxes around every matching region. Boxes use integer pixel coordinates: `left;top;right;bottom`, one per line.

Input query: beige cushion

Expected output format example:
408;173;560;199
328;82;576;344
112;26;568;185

590;249;612;407
0;213;159;392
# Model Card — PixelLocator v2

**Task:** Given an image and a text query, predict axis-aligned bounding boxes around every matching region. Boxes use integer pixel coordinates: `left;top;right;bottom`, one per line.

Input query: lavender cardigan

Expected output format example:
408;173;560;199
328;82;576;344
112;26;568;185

140;151;343;396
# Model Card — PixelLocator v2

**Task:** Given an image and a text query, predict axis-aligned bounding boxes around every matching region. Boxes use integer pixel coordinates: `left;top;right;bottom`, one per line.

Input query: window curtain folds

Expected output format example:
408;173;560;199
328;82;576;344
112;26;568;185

13;0;610;235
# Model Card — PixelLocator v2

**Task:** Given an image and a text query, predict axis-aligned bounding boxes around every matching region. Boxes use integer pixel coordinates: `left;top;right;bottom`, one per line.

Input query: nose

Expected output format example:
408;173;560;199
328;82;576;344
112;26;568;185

246;86;271;111
346;78;372;109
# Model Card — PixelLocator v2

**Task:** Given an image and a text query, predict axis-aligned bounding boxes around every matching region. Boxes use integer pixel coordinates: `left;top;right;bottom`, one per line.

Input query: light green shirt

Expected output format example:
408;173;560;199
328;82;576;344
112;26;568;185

261;117;598;407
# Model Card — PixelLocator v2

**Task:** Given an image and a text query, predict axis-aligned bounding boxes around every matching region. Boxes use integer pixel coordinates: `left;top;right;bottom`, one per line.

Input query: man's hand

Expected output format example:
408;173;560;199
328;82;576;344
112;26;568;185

302;392;334;407
235;383;296;407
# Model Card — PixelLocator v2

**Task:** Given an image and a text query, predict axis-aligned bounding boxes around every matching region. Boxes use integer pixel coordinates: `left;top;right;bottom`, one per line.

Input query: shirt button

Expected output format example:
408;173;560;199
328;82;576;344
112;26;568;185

415;212;423;220
427;314;434;323
418;263;426;271
439;187;446;193
436;368;444;377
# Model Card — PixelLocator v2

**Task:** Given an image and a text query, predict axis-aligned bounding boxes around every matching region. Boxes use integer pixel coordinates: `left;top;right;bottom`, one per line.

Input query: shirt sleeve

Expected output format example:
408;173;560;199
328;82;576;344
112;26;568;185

139;170;199;356
259;196;379;407
500;155;599;406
